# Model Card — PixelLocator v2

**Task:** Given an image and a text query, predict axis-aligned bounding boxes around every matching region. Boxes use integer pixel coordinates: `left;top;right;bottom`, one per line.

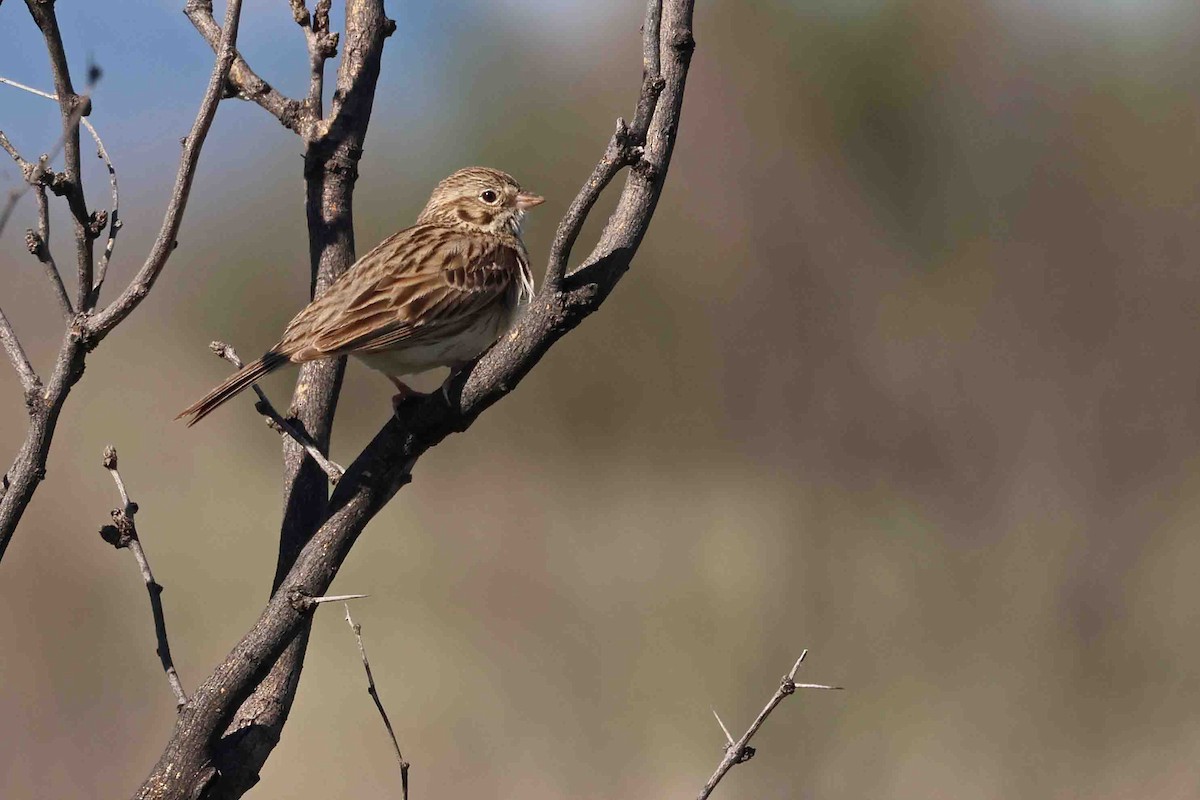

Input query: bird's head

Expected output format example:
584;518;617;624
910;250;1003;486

417;166;544;236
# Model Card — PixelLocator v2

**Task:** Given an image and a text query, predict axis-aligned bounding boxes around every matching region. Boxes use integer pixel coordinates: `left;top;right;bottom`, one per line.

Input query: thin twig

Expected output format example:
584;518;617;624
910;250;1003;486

185;0;306;134
99;446;188;708
83;117;120;307
0;127;73;317
86;0;243;339
23;2;99;311
696;652;843;800
0;306;39;396
0;72;94;242
1;76;123;308
544;117;639;291
290;0;338;120
30;186;74;319
209;341;344;483
345;604;409;800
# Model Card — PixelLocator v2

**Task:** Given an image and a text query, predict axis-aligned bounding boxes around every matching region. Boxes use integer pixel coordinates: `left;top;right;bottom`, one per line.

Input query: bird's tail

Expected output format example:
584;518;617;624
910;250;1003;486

176;351;289;427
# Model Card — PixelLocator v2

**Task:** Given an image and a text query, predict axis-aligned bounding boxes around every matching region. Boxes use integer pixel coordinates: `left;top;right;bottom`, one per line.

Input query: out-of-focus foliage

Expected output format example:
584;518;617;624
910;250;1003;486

2;1;1199;797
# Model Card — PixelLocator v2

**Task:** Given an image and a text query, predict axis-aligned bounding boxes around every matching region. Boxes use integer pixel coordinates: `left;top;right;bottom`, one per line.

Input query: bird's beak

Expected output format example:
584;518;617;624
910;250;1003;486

516;191;545;210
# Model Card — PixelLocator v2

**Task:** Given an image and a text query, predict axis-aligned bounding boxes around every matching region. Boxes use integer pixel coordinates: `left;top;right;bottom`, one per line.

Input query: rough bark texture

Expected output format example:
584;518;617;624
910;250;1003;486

133;3;693;796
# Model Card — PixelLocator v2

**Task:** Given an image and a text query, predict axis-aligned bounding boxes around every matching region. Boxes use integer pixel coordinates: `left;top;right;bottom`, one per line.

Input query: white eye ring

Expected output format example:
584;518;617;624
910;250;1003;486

479;189;499;204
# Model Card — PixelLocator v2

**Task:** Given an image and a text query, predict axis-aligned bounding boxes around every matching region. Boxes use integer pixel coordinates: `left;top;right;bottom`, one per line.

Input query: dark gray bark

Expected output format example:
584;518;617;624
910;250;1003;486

133;2;694;796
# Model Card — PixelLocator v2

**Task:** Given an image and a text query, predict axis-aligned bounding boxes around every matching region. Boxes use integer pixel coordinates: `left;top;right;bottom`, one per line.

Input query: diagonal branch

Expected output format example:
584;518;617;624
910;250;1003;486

0;0;245;563
99;446;189;709
0;128;74;317
209;341;344;483
697;653;843;800
1;77;123;310
86;0;244;340
0;306;39;397
185;0;307;134
345;604;409;800
138;5;693;798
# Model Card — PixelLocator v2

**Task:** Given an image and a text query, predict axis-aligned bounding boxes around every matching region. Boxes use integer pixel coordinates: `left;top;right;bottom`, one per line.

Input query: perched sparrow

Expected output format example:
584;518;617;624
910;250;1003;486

177;166;542;426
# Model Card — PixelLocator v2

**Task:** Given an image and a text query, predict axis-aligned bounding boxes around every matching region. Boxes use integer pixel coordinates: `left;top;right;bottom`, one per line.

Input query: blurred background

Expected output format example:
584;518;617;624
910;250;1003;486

2;0;1199;797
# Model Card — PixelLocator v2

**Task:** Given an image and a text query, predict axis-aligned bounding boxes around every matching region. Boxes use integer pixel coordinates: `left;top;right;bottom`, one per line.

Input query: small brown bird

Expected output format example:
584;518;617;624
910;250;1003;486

178;167;542;426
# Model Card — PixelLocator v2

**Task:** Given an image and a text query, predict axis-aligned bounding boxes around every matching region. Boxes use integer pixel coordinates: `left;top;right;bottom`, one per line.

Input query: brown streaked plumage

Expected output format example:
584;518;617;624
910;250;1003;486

177;167;543;426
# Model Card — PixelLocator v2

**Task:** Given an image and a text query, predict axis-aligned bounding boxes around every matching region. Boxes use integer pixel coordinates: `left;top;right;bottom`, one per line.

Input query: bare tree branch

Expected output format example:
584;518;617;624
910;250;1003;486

697;653;843;800
345;604;410;800
185;0;306;134
0;127;74;317
136;4;692;798
99;446;189;709
85;117;121;306
0;306;38;397
0;77;115;310
29;185;74;319
24;0;97;312
289;0;339;120
209;341;344;483
0;0;244;561
86;3;242;339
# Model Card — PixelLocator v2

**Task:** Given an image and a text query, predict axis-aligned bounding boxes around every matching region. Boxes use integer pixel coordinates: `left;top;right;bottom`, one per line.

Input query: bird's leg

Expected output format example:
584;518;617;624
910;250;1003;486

390;376;424;416
440;361;471;404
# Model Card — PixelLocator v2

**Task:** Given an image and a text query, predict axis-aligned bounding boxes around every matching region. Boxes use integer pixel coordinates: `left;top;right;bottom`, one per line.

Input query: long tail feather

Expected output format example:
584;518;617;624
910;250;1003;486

176;351;289;427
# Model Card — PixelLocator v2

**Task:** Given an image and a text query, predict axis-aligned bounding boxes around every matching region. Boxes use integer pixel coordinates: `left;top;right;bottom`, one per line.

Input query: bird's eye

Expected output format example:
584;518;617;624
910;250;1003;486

479;189;499;204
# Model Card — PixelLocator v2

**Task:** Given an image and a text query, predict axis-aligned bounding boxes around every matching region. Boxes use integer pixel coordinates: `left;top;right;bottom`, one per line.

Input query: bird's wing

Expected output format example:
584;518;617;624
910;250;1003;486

276;224;525;361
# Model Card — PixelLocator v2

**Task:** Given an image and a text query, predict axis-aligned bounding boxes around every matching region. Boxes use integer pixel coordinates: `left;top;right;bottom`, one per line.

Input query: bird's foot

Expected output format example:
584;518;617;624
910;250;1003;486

440;361;471;405
390;378;426;418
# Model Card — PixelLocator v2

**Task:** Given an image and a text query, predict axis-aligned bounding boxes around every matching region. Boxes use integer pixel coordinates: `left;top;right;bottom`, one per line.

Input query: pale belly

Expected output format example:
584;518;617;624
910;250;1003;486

352;300;518;378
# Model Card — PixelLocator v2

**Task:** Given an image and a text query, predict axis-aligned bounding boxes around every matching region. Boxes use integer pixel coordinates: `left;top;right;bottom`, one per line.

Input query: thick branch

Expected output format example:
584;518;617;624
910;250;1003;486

185;0;306;134
138;4;692;798
140;5;394;798
99;446;189;708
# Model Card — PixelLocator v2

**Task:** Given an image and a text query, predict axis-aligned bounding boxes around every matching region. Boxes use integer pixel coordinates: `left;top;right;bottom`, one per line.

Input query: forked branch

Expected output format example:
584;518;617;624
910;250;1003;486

136;5;694;798
0;0;244;561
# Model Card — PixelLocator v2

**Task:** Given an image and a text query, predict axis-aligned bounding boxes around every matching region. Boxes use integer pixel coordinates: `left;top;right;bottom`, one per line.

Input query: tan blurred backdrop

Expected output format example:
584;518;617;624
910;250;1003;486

3;1;1200;797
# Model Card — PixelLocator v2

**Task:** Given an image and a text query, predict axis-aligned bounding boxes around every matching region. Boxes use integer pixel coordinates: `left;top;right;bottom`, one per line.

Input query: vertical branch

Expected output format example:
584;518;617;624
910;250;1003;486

29;185;75;319
24;0;96;310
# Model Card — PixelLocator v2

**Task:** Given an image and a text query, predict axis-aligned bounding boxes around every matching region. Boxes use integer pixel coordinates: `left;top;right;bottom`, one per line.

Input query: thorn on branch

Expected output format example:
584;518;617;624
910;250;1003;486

696;652;842;800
